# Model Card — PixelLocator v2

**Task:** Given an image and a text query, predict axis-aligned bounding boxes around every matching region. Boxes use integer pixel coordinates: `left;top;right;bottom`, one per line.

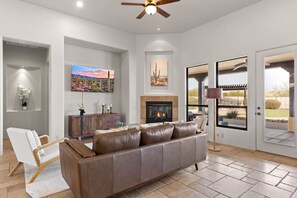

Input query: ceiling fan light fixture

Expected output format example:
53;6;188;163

145;4;157;15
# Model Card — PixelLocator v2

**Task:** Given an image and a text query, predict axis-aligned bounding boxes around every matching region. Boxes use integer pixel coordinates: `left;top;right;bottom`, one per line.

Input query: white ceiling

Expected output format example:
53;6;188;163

22;0;262;34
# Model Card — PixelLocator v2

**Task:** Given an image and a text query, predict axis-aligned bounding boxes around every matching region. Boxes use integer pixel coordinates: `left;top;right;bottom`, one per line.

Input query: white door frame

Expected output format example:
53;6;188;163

256;45;297;158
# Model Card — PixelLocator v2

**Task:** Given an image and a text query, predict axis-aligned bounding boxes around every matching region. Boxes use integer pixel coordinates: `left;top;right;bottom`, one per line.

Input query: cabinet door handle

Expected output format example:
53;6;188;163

256;112;261;116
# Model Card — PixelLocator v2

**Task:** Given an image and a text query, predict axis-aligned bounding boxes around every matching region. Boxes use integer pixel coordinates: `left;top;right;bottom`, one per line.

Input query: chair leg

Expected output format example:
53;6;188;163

8;162;23;176
28;155;60;183
28;165;46;184
195;163;198;171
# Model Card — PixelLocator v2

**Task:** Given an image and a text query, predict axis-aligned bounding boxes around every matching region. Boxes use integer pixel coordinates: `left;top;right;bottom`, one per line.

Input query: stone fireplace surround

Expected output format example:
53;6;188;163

140;96;178;124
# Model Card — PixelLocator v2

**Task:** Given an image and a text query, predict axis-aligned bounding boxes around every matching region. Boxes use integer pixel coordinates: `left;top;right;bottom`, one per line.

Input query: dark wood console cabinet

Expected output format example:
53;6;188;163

69;113;121;138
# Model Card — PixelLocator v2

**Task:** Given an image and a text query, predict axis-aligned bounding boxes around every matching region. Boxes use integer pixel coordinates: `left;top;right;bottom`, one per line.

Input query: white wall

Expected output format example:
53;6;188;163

3;43;48;139
182;0;297;150
135;34;183;122
0;0;136;154
64;44;122;135
4;44;45;111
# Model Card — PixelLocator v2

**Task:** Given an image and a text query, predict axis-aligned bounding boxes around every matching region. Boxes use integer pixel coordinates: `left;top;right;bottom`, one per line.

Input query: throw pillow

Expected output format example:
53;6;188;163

164;120;184;124
95;129;113;134
193;116;207;133
193;117;203;128
140;122;163;129
111;126;129;132
95;126;129;134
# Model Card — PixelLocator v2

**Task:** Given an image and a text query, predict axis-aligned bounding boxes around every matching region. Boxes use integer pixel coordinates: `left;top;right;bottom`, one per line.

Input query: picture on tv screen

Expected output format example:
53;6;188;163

71;65;114;93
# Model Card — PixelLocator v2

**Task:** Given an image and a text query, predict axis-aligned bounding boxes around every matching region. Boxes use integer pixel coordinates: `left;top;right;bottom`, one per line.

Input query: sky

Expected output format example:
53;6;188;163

72;65;114;79
188;67;290;93
150;60;168;77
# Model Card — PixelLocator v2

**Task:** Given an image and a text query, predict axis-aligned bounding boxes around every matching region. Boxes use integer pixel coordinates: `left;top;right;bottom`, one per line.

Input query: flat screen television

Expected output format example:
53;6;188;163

71;65;114;93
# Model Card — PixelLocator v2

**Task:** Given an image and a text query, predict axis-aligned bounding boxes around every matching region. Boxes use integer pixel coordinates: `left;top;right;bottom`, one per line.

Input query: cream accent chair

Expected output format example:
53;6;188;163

193;116;207;133
7;127;68;183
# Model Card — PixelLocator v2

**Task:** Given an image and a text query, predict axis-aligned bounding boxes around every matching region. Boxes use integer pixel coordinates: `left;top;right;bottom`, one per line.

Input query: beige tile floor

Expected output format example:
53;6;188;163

2;141;297;198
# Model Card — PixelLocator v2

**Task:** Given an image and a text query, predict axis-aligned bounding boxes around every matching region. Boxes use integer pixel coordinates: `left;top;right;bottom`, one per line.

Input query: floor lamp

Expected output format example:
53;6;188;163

206;88;222;152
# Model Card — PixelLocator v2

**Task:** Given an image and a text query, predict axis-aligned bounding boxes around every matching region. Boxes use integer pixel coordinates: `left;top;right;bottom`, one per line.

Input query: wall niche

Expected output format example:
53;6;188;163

3;40;49;139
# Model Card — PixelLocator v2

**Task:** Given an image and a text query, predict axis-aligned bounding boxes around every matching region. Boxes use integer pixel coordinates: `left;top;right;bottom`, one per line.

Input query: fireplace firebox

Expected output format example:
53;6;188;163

146;101;173;123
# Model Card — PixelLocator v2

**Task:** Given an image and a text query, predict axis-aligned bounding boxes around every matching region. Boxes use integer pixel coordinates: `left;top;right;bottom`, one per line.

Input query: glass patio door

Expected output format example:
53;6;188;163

256;45;297;158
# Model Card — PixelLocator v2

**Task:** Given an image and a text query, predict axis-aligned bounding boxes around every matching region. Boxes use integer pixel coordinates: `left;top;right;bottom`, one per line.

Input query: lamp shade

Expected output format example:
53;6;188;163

145;4;157;15
206;88;222;99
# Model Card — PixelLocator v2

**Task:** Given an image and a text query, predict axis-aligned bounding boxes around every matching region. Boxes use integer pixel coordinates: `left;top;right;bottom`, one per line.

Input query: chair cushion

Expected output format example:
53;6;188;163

93;128;141;155
172;122;198;139
40;150;59;164
27;130;45;156
141;124;174;145
66;139;96;158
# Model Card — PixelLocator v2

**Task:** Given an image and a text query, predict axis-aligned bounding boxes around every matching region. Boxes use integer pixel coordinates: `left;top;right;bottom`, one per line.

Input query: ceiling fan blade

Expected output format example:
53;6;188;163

156;0;180;6
157;7;170;18
121;2;145;6
136;10;146;19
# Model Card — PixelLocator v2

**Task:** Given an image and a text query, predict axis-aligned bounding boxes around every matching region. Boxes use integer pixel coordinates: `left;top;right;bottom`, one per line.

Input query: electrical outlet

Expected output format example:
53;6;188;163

216;133;220;137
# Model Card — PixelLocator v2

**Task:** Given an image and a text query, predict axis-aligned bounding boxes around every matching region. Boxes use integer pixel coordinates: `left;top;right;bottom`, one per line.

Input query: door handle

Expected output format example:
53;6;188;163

256;112;261;116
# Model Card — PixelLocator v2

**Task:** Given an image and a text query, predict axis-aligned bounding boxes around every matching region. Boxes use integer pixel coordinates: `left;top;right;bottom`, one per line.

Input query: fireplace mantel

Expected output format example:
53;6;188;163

140;96;178;124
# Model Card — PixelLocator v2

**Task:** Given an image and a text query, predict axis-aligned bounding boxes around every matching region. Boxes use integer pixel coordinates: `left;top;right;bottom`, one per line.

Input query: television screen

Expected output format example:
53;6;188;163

71;65;114;93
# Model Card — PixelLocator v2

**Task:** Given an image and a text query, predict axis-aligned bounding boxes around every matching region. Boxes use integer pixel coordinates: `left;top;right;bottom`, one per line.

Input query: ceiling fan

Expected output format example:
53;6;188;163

121;0;180;19
233;58;248;71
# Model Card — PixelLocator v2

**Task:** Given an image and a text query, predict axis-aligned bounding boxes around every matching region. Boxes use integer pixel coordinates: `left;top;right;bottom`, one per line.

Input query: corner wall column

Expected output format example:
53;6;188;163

0;37;3;155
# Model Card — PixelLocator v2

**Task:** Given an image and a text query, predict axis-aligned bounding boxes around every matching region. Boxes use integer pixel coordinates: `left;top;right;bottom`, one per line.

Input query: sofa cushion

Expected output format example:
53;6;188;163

93;128;141;155
141;124;174;145
172;122;198;139
66;139;96;158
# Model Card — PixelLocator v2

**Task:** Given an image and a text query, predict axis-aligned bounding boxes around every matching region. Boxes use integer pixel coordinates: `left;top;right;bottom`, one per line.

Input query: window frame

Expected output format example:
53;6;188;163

186;64;209;122
216;56;248;131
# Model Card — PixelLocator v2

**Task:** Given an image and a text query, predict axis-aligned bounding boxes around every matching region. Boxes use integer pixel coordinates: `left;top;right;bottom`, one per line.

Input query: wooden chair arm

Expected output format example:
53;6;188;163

34;137;69;152
32;137;68;166
39;135;50;145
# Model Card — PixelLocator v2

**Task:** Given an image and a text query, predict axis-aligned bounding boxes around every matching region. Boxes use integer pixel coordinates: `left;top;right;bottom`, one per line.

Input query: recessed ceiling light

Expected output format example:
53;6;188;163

157;28;161;31
76;1;84;8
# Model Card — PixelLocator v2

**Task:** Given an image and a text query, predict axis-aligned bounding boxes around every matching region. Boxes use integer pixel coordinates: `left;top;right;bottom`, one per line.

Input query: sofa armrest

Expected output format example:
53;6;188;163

59;142;84;198
66;139;96;158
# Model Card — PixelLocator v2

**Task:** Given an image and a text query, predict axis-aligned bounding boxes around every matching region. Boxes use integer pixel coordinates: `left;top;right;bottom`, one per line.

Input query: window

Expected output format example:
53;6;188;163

186;64;208;121
216;57;248;130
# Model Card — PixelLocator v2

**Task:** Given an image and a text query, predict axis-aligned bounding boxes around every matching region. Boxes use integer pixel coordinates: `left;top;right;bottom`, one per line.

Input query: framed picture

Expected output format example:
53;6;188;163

71;65;115;93
150;60;168;87
145;51;173;94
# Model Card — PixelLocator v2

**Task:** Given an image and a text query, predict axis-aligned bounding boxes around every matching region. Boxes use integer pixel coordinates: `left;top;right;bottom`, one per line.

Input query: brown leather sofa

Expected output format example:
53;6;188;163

60;123;207;198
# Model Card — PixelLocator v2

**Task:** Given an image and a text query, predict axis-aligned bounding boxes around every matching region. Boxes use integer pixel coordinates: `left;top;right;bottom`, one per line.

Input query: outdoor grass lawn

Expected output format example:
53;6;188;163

265;109;289;117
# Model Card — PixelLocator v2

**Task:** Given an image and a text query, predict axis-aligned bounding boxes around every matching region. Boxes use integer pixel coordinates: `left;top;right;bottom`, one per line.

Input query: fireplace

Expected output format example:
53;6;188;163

146;101;173;123
141;96;178;124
